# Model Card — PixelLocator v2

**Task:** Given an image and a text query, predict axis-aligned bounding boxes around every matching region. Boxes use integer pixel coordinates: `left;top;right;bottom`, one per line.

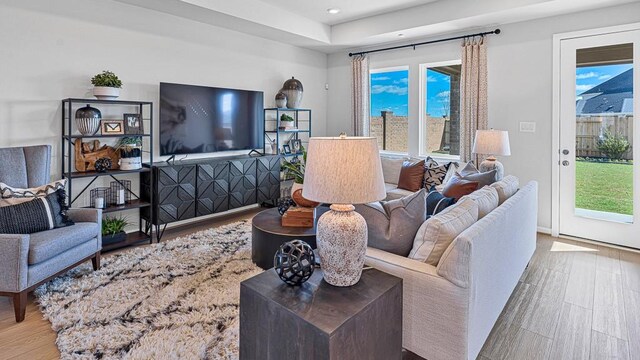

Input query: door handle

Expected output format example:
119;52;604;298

562;149;570;155
562;160;570;166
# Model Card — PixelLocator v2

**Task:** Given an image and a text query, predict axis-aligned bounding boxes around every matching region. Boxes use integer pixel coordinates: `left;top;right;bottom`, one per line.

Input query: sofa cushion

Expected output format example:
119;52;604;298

0;190;73;234
409;198;478;265
28;222;99;265
423;158;451;189
0;178;67;207
355;189;427;257
452;168;497;188
491;175;519;204
380;156;408;185
385;187;414;201
426;187;456;217
442;176;479;201
397;160;425;192
459;186;499;219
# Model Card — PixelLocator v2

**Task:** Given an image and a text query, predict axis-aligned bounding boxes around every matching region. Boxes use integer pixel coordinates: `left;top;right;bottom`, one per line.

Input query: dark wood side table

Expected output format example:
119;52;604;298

251;206;329;269
239;268;403;360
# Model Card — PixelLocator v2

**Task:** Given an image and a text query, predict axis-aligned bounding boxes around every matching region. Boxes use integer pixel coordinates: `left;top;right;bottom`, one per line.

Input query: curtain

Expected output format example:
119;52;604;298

351;55;370;136
460;36;488;164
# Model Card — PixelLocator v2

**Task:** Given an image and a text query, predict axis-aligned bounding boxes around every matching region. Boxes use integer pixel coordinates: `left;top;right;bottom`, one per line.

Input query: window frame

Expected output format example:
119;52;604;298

369;65;410;155
419;60;462;160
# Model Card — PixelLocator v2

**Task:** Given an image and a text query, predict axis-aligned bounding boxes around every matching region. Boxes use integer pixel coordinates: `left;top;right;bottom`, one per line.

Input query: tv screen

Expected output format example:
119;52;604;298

159;82;264;156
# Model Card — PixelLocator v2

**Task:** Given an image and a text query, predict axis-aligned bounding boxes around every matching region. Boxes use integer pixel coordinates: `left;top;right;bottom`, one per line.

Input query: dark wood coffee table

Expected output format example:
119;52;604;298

240;268;403;360
251;206;329;270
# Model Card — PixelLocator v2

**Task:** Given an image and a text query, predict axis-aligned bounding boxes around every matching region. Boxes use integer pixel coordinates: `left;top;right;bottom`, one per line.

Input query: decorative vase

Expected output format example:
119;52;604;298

118;147;142;170
282;77;303;109
316;204;368;286
291;182;303;197
93;86;120;100
74;104;102;135
292;189;320;208
275;91;287;108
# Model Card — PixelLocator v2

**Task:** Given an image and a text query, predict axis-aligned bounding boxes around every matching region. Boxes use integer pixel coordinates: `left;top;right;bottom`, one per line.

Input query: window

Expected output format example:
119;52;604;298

420;61;461;158
370;67;409;153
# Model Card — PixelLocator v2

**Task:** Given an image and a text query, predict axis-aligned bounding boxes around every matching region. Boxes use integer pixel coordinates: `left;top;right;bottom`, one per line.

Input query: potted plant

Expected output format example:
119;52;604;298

91;70;123;100
279;114;295;129
282;146;306;194
116;137;142;170
102;215;129;245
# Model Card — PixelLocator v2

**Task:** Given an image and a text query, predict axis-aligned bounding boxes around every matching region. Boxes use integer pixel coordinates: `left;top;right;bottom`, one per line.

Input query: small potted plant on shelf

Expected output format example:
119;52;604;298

91;70;122;100
102;215;129;245
282;145;306;193
116;137;142;170
279;114;296;130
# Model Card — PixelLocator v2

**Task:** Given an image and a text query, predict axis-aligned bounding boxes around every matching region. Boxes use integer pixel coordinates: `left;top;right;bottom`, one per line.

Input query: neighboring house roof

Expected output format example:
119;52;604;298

576;68;633;115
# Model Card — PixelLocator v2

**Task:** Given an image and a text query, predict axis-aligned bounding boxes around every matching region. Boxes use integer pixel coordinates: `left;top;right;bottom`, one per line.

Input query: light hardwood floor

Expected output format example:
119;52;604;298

1;213;639;360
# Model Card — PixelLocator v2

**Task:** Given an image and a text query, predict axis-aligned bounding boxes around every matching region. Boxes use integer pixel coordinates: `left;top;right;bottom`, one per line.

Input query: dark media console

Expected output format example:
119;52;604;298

141;154;281;240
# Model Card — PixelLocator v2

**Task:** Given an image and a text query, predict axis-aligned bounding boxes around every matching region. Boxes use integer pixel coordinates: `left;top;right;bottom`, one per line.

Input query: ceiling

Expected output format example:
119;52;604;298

258;0;438;25
114;0;639;53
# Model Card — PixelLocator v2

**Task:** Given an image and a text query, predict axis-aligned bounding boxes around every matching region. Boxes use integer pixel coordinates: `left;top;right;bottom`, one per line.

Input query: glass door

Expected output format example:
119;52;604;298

558;29;640;248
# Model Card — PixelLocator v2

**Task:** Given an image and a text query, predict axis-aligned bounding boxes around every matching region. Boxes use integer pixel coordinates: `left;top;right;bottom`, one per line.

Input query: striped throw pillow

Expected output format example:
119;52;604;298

0;189;73;234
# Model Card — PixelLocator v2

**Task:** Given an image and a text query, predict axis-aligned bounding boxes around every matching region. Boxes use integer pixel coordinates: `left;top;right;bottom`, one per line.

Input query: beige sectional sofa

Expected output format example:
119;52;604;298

369;155;538;360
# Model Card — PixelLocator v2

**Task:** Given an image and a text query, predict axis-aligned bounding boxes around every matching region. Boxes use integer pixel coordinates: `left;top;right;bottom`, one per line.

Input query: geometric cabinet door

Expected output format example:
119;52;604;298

257;156;281;204
196;161;230;216
229;158;258;210
156;164;197;224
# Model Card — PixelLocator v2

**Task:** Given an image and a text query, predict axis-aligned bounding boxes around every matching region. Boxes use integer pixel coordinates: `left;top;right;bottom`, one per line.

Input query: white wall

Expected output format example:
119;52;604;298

327;2;640;230
0;0;327;228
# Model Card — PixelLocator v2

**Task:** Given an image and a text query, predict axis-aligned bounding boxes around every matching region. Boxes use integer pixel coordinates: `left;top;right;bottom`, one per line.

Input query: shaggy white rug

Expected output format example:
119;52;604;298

35;220;262;360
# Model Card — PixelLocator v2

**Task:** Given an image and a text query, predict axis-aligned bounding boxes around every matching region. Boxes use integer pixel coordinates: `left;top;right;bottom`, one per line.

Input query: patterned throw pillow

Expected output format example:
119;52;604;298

0;179;67;207
426;186;456;217
0;189;73;234
423;157;451;189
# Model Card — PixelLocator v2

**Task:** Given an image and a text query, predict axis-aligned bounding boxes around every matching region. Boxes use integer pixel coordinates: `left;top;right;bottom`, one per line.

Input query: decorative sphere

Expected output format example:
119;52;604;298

94;157;112;172
277;197;295;215
274;240;315;286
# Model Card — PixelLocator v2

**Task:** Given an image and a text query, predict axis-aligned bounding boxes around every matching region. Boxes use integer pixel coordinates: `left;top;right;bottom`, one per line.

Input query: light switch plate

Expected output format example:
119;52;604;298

519;122;536;133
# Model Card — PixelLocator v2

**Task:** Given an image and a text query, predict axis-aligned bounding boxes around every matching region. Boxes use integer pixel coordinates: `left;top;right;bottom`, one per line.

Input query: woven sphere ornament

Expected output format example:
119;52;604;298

94;157;112;172
274;240;315;286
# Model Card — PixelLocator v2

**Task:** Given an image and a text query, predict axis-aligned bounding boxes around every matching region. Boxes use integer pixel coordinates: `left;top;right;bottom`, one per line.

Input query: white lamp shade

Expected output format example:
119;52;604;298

472;130;511;156
302;136;386;204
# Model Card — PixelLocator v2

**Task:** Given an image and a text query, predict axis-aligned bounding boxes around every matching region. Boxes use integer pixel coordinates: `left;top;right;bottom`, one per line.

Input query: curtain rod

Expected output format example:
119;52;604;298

348;28;501;57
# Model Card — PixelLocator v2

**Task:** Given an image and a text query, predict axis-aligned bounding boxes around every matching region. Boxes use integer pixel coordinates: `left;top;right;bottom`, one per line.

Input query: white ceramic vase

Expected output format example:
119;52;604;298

93;86;120;100
316;204;368;287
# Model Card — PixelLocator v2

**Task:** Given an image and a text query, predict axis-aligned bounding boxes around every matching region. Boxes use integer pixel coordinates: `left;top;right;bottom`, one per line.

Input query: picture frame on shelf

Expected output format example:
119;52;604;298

124;113;143;134
282;144;292;155
289;139;302;154
101;120;125;135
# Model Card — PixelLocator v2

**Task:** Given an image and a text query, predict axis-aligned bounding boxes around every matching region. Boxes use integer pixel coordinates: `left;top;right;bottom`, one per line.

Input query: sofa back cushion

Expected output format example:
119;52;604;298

491;175;519;204
459;186;499;219
380;156;408;185
408;198;478;265
355;189;427;257
397;159;425;192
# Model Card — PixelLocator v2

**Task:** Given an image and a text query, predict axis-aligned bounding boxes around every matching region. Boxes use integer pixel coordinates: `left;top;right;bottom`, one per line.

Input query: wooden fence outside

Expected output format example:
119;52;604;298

575;115;633;160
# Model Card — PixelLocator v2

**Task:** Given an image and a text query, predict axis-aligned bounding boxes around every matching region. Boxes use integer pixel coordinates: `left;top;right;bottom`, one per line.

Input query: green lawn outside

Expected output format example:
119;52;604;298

575;160;633;215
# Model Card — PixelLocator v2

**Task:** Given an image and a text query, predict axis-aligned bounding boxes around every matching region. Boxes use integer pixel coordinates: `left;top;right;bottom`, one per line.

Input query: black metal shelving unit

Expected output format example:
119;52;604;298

61;98;154;252
263;108;311;194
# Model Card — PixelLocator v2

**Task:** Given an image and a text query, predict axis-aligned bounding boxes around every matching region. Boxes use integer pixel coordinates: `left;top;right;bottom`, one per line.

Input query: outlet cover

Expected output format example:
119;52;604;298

519;122;536;133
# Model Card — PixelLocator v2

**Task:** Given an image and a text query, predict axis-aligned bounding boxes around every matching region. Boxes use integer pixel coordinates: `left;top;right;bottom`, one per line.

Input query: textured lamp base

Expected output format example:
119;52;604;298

316;204;367;287
479;156;504;181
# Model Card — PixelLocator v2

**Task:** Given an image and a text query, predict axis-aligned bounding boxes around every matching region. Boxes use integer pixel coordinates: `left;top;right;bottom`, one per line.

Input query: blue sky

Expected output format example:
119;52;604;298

425;69;451;117
369;68;453;118
370;70;408;116
576;64;632;96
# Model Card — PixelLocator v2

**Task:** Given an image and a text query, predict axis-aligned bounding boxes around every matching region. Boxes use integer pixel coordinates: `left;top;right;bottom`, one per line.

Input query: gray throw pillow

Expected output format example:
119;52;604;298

355;189;427;257
453;168;497;188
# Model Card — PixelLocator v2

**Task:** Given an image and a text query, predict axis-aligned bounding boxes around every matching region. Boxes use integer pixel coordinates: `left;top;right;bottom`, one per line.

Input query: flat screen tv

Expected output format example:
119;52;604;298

159;82;264;156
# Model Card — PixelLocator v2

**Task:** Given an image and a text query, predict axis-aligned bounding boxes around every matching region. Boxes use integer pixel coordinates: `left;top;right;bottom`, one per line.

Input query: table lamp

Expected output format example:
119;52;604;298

472;129;511;180
302;135;386;286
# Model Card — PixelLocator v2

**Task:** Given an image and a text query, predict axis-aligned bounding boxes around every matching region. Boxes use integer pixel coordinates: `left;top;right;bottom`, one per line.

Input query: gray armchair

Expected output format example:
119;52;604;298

0;145;101;322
